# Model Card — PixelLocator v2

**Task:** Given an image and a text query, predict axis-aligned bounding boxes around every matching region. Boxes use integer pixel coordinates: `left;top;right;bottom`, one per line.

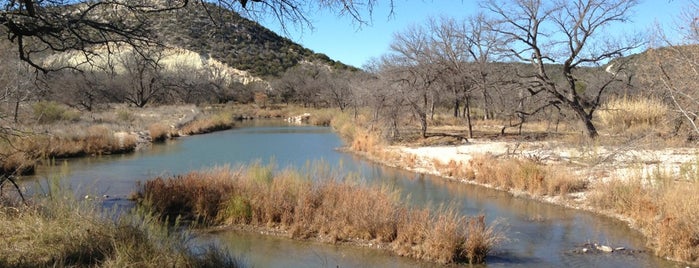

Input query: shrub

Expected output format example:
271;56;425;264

32;101;80;124
116;109;134;122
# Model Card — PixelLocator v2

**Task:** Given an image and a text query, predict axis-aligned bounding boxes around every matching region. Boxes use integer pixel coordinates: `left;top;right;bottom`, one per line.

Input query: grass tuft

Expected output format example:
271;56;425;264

0;183;242;267
468;154;587;196
598;97;669;133
589;168;699;264
148;123;172;142
138;164;502;264
180;112;235;135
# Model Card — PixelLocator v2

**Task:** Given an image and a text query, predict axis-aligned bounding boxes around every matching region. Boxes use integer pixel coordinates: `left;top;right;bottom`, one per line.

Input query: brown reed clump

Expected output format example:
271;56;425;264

44;126;137;157
598;97;669;133
1;126;137;175
148;123;171;142
588;172;699;264
138;164;503;265
179;112;235;135
468;154;587;196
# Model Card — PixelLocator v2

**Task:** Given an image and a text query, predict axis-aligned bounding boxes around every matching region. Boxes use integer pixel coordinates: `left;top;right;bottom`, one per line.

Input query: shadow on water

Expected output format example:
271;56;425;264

22;120;677;267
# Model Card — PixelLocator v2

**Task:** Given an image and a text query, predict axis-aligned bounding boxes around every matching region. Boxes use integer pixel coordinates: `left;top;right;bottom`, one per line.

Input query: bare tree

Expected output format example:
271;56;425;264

385;24;442;138
639;1;699;136
42;67;123;111
325;69;354;111
113;47;167;107
0;44;38;123
360;58;406;139
482;0;642;138
274;63;330;107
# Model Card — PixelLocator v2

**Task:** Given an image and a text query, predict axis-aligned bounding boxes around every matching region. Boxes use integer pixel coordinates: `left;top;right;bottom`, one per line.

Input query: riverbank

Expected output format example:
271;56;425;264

1;103;318;176
342;130;699;265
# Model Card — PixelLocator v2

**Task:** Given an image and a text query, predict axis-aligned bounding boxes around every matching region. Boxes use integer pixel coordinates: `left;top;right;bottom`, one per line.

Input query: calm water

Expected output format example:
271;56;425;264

26;120;677;267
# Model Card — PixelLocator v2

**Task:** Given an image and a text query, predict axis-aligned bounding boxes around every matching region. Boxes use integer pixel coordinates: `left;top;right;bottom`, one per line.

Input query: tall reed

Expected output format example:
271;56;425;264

138;164;503;264
180;112;235;135
588;168;699;264
467;154;587;196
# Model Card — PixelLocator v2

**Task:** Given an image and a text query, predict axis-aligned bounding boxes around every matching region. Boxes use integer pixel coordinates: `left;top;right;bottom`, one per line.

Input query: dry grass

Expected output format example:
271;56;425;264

179;112;235;135
43;125;137;157
467;154;587;196
0;184;242;267
589;169;699;264
307;108;335;126
148;123;172;142
598;97;669;134
137;164;503;265
433;159;475;179
1;125;137;174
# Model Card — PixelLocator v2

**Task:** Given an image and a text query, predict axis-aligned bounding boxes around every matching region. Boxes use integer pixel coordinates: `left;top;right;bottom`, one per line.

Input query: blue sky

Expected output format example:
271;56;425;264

259;0;689;68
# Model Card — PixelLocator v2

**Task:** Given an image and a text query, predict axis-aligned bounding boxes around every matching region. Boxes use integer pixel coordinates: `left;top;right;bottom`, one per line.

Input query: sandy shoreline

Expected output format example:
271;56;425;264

351;138;699;265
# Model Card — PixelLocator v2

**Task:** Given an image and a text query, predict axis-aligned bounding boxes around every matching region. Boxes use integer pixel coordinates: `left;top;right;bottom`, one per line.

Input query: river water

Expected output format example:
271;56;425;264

26;120;676;267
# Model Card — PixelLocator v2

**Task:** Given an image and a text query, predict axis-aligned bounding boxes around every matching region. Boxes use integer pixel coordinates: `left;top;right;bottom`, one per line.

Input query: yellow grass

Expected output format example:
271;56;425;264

148;123;172;142
467;154;587;196
179;112;235;135
138;164;503;264
589;169;699;264
1;125;137;174
598;97;669;133
0;183;241;267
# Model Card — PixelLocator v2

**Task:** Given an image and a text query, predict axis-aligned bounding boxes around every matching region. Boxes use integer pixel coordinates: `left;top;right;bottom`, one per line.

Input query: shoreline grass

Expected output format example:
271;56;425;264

1;125;137;176
589;170;699;264
326;108;699;265
179;112;235;135
0;183;242;267
137;164;503;265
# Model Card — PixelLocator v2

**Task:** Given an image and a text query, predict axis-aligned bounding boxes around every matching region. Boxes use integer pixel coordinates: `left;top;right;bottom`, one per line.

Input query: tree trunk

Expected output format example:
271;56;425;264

454;99;460;117
420;113;427;138
13;99;20;123
571;102;598;138
465;97;473;138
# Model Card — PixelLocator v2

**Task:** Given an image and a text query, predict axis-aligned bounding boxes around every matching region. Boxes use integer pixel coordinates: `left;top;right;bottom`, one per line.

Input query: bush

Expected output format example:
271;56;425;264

32;101;80;124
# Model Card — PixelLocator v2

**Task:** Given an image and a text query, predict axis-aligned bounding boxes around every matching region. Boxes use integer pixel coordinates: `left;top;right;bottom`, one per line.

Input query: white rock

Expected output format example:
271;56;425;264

596;245;613;252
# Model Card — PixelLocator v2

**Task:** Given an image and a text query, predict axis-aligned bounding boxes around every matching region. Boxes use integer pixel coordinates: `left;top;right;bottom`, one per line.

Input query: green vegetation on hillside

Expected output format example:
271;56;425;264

148;2;357;76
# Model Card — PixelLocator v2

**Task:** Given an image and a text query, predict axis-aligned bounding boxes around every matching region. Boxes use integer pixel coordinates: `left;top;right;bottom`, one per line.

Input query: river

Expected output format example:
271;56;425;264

25;120;675;267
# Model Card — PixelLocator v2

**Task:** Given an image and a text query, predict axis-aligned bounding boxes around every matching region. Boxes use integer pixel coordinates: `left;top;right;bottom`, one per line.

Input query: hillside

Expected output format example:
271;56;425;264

147;2;356;76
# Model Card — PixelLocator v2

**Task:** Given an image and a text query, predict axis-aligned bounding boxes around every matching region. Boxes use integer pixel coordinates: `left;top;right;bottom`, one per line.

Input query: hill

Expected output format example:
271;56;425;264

147;2;357;76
